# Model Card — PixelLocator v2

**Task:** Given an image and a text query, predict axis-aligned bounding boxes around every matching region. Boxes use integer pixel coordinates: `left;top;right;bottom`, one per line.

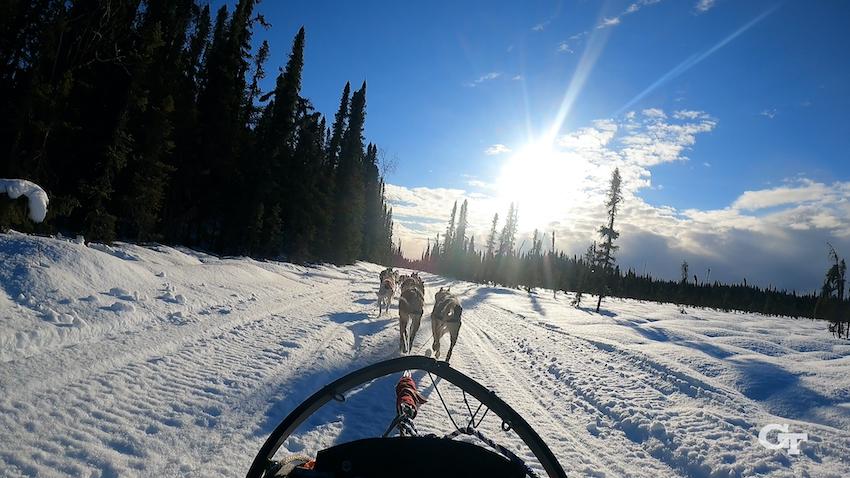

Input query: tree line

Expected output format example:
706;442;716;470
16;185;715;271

0;0;394;264
395;169;849;338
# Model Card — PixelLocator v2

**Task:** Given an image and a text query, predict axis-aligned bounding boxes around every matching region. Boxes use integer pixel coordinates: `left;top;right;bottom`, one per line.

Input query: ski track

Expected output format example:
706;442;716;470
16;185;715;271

1;235;849;477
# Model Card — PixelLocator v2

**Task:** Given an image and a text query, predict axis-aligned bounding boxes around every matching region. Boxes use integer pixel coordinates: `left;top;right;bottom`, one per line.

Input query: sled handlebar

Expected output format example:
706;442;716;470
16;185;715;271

245;355;566;478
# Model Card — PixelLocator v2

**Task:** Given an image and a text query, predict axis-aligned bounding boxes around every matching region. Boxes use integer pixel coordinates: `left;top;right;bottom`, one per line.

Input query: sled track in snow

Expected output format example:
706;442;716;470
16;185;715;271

0;271;401;476
418;276;850;478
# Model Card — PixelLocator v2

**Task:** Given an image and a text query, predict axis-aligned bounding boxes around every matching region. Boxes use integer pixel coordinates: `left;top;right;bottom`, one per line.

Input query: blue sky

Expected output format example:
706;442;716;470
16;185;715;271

245;0;850;291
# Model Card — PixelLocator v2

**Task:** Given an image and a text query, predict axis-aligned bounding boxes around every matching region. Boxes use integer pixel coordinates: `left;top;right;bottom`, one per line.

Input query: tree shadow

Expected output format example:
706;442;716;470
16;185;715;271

730;358;843;429
577;306;618;317
527;292;546;317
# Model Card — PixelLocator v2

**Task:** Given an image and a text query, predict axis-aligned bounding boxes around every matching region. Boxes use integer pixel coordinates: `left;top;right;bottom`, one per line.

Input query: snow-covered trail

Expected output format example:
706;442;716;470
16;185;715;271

402;279;850;478
1;234;849;477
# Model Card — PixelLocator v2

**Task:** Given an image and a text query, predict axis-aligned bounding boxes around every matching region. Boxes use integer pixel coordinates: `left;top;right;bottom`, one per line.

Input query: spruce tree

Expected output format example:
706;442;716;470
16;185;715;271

485;213;499;257
328;82;351;165
498;203;518;257
444;200;457;255
595;167;623;313
331;81;367;264
454;199;468;256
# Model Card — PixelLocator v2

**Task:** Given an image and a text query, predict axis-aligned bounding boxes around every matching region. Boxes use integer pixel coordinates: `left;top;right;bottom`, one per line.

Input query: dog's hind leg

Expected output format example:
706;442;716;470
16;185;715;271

408;313;422;353
431;319;443;360
444;322;461;363
398;312;409;353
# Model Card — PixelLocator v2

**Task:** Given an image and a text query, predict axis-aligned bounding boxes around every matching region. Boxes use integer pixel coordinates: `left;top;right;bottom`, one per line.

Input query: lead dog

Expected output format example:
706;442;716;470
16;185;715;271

397;280;425;353
430;287;463;362
377;277;396;316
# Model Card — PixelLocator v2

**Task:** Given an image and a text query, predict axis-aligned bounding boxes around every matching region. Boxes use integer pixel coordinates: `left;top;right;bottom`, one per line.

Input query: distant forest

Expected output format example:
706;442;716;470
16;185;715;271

395;170;850;339
0;0;394;264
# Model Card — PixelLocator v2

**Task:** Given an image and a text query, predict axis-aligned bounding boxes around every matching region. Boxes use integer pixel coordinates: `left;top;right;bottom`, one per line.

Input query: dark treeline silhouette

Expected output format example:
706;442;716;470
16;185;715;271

0;0;393;264
395;170;849;337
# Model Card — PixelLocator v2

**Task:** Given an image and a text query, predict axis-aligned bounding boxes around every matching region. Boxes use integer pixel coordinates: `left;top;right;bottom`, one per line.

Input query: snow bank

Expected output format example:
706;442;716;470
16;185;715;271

0;178;49;222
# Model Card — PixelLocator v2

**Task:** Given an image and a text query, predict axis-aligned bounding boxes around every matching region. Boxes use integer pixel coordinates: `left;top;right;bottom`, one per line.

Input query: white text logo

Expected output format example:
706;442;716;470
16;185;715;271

758;424;807;455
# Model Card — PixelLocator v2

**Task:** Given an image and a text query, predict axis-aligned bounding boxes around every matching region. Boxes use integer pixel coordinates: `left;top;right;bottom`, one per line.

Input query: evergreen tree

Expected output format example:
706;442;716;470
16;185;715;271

815;244;849;338
498;203;518;257
485;213;499;257
115;0;196;241
331;81;367;264
454;199;468;255
595;168;623;313
573;242;597;307
444;200;457;255
327;82;350;165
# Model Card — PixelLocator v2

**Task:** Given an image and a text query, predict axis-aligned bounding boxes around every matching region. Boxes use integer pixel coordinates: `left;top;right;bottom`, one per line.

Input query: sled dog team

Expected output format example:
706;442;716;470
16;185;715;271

378;267;463;362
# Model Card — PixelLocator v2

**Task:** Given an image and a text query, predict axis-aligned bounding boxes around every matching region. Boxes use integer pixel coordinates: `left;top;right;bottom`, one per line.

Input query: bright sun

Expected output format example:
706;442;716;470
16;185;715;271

495;141;584;231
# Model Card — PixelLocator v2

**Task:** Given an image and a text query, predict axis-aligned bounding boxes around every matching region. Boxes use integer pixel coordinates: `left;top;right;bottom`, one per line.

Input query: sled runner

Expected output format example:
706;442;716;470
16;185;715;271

246;356;566;478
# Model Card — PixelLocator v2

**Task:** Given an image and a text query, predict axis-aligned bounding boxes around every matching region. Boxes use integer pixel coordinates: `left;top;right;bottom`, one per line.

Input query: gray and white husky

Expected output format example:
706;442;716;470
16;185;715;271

399;272;423;294
397;280;425;353
430;287;463;362
377;277;396;316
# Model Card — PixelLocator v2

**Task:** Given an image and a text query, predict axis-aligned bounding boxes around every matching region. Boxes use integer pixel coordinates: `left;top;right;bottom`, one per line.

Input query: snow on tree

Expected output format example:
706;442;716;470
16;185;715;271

1;179;49;223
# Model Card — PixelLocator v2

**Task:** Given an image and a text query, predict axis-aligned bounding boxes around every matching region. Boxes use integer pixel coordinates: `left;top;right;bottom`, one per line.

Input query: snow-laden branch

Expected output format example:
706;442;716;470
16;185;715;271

1;179;49;223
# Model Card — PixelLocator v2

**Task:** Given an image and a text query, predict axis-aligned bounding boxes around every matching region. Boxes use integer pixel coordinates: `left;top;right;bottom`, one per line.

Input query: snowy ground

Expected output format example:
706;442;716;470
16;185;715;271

1;233;849;477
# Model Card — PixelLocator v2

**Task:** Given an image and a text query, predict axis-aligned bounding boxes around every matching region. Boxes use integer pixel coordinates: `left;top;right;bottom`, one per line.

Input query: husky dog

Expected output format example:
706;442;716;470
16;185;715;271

377;277;396;316
430;287;463;362
379;267;394;283
400;272;424;293
397;282;425;353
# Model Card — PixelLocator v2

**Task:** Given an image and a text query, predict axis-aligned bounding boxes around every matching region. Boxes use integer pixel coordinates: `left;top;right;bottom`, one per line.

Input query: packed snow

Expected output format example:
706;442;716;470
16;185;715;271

1;233;848;477
0;179;49;223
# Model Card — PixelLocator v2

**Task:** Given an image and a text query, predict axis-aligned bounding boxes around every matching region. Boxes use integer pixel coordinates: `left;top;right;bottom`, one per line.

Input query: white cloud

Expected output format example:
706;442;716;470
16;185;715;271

560;0;664;53
512;74;523;81
597;17;622;29
467;179;496;190
532;21;548;32
760;108;777;119
642;108;667;119
464;72;502;87
620;111;716;166
695;0;716;13
484;144;512;155
732;179;832;210
557;42;575;54
673;109;710;120
387;108;850;291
